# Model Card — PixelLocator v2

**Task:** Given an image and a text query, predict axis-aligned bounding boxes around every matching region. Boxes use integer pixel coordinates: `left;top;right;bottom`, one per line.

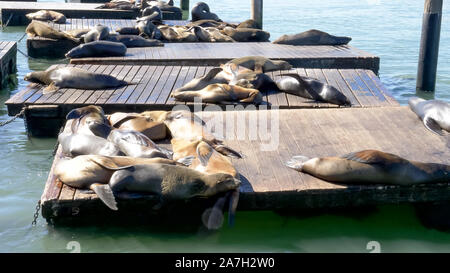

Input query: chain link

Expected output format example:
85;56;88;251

0;107;25;127
31;200;41;226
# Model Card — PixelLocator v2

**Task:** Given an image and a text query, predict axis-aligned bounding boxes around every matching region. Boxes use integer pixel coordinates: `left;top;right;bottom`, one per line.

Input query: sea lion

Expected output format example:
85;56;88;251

163;110;242;158
26;10;66;24
285;150;450;185
175;67;227;93
191;2;221;22
277;74;351;106
408;97;450;135
109;164;240;208
191;26;211;42
24;66;129;94
204;27;235;42
273;29;352;46
158;25;197;42
107;129;171;158
108;112;168;140
66;105;111;138
171;138;238;178
140;5;163;24
171;83;263;104
55;154;191;210
225;56;292;72
58;133;123;157
186;19;227;29
148;0;181;13
65;41;127;59
225;63;276;90
83;24;110;43
26;20;79;43
106;35;164;47
97;2;139;11
137;20;161;39
63;29;91;39
221;27;270;42
116;26;140;35
236;19;260;29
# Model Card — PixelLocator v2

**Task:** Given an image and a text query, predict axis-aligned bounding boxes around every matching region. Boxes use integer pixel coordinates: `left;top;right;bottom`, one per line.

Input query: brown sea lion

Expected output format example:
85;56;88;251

26;10;66;24
65;105;112;138
63;29;91;39
221;27;270;42
286;150;450;185
408;97;450;136
23;66;129;94
158;25;197;42
273;29;352;46
83;24;110;43
26;20;79;43
174;67;227;93
225;63;276;90
277;73;351;106
225;56;292;72
55;154;192;210
171;83;263;104
108;112;167;140
236;19;260;29
204;27;235;42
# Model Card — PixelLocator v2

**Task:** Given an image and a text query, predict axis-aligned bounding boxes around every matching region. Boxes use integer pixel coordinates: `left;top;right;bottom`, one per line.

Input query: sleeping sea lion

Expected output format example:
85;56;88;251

277;73;351;106
225;56;292;72
58;133;123;157
175;67;227;93
191;2;221;22
24;66;130;94
137;20;161;39
83;24;110;43
107;129;172;158
108;113;168;140
26;20;79;43
236;19;260;29
65;41;127;59
66;105;111;138
221;27;270;42
204;27;235;42
408;97;450;135
106;34;163;47
158;25;197;42
116;26;140;35
55;154;192;210
26;10;66;24
286;150;450;185
225;63;276;90
63;29;91;39
171;83;263;104
273;29;352;46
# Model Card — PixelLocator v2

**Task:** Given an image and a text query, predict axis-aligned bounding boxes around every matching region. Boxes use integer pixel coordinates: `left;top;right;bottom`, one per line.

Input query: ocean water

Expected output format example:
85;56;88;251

0;0;449;253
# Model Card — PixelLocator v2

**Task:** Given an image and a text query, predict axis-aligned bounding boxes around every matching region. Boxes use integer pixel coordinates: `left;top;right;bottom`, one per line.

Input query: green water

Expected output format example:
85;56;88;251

0;0;450;252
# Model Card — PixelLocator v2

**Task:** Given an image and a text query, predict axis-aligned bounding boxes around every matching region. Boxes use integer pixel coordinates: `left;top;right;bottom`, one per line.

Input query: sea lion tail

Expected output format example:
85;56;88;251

90;183;118;210
213;144;243;159
285;155;310;171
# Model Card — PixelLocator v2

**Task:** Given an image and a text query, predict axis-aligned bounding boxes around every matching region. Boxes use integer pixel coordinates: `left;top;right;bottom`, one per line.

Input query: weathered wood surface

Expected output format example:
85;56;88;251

40;107;450;223
5;64;398;118
69;42;380;73
0;1;182;25
0;41;17;86
26;19;189;58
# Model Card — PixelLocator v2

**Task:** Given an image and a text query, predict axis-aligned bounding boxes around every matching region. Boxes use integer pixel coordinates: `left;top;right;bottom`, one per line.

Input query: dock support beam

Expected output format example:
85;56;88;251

416;0;442;92
251;0;263;29
180;0;189;10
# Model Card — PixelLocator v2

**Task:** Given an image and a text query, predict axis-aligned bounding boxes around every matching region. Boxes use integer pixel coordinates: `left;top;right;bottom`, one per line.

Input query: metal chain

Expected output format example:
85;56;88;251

1;13;13;29
0;107;25;127
31;200;41;226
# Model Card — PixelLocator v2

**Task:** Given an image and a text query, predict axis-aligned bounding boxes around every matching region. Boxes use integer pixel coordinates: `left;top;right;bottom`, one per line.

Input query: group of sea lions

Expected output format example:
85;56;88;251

171;56;352;106
55;105;241;228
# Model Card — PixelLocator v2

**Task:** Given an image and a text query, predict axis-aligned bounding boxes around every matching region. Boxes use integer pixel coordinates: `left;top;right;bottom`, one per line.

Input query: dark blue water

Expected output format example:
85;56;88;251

0;0;449;252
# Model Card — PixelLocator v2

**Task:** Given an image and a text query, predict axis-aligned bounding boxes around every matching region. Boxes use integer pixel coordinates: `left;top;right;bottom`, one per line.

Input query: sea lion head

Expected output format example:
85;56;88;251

198;173;241;197
24;70;51;85
273;60;293;71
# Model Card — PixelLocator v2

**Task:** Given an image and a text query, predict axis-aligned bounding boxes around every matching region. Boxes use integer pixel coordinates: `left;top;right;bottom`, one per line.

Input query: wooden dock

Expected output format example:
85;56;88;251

69;43;380;74
0;41;17;86
26;19;189;58
0;1;182;26
5;64;397;136
41;107;450;225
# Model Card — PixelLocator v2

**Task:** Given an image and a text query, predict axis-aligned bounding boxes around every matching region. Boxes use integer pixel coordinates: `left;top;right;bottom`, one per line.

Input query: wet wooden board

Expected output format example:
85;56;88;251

0;41;17;86
0;1;182;26
5;64;398;118
40;107;450;223
69;42;380;73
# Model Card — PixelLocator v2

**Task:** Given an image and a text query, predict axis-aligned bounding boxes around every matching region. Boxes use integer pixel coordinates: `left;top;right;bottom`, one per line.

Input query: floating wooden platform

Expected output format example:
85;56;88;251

0;1;181;26
5;64;397;136
41;107;450;225
69;42;380;74
0;41;17;86
26;19;189;58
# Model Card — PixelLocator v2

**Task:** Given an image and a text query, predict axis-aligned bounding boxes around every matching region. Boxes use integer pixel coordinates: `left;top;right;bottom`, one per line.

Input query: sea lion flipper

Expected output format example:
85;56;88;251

285;155;310;171
424;116;445;136
213;144;242;159
176;155;195;166
42;82;59;94
227;189;240;227
202;67;223;81
341;150;403;165
197;142;213;166
90;183;118;210
88;121;111;138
